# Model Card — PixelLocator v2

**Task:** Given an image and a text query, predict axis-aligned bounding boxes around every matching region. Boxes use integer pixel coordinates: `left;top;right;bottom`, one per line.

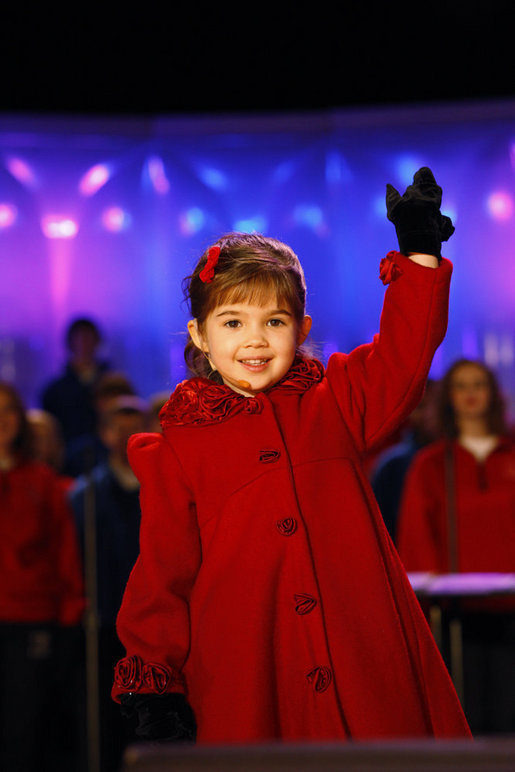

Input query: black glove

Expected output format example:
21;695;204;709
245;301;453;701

120;692;197;742
386;167;455;259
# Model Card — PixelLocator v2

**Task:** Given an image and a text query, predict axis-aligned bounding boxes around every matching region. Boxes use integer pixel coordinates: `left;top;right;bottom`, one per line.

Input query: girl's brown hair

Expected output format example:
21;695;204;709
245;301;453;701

183;233;308;378
0;381;32;459
436;358;506;438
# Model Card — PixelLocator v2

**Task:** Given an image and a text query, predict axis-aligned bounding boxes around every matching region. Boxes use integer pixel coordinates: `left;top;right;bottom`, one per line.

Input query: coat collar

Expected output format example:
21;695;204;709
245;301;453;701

160;357;324;428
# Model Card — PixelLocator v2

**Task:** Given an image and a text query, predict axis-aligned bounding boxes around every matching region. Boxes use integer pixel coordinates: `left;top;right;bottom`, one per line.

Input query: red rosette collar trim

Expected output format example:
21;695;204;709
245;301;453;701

160;357;324;428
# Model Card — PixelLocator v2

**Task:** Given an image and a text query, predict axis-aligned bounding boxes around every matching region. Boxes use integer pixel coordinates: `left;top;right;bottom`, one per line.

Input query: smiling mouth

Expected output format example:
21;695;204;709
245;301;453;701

239;358;271;370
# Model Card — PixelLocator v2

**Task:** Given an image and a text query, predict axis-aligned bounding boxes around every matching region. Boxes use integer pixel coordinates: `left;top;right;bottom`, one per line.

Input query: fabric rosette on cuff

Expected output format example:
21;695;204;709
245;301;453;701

379;251;404;286
113;655;186;699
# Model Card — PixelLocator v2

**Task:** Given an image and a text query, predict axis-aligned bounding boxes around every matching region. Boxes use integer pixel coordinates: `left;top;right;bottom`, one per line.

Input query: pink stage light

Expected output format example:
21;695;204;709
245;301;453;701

5;157;37;188
147;157;170;194
0;203;17;228
487;191;513;221
101;206;131;232
41;215;79;239
79;164;111;196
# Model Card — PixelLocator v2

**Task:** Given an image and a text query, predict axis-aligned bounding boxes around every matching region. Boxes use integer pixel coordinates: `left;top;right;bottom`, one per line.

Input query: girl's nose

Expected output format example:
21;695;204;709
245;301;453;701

244;326;268;346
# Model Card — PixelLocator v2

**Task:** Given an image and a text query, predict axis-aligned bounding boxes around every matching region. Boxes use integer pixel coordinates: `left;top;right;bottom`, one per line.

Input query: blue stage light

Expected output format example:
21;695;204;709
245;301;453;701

198;167;227;191
373;195;387;218
180;207;205;235
293;205;323;229
233;216;267;233
325;152;352;185
396;156;425;187
273;161;296;184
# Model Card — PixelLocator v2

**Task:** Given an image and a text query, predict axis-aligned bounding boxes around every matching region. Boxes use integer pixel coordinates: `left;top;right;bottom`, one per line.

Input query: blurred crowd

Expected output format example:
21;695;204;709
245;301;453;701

0;317;514;770
0;319;168;772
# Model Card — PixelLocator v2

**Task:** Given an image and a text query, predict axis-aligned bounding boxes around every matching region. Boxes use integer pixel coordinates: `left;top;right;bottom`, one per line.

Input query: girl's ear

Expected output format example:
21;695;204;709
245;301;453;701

297;315;312;345
187;319;207;352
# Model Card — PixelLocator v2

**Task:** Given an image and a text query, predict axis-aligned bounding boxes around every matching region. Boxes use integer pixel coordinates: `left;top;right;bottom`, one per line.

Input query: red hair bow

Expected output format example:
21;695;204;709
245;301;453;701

199;245;221;284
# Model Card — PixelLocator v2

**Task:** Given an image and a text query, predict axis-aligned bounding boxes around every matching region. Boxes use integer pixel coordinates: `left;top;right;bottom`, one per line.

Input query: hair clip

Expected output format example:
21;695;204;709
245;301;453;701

199;245;221;284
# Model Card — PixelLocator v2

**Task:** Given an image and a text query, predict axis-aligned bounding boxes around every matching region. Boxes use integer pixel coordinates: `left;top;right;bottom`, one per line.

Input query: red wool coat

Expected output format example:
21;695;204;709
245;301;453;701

397;438;515;574
113;252;471;742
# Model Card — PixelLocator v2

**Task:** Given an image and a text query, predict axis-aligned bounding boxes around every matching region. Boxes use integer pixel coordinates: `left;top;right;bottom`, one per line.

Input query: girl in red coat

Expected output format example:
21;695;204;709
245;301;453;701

397;359;515;733
0;382;85;770
113;169;471;742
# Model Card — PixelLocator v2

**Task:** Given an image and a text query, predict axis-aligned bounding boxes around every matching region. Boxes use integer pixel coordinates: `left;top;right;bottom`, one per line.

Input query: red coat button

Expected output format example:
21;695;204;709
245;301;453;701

307;666;332;692
276;518;297;536
294;593;317;615
259;449;281;463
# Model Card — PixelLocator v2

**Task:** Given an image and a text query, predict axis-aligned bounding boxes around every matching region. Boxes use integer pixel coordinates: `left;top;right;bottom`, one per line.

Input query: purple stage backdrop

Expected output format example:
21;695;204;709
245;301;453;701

1;101;514;416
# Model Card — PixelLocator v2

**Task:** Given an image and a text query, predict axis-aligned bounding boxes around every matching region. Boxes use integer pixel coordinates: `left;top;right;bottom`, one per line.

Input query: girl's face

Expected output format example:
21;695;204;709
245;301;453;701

188;297;312;396
449;363;492;422
0;390;21;453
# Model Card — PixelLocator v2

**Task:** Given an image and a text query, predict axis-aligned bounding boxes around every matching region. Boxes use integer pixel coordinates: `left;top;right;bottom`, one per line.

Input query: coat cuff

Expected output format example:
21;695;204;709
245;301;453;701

380;250;452;286
112;655;187;702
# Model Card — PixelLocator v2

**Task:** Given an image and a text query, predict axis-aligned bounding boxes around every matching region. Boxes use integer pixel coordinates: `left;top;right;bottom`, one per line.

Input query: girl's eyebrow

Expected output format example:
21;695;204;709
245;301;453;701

215;309;244;318
214;308;292;318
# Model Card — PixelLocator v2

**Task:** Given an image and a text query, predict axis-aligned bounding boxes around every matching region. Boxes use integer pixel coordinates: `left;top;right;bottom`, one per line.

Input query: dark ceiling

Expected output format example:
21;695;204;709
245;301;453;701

1;3;513;116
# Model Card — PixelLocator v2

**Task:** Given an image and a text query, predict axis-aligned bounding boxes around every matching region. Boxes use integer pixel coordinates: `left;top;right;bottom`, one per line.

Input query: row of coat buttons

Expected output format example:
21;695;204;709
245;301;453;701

265;448;333;693
278;524;333;691
298;596;331;691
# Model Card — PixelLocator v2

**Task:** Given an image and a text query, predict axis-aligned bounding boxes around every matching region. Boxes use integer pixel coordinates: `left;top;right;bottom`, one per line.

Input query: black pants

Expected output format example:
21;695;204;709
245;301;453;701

436;609;515;735
461;613;515;735
0;623;61;772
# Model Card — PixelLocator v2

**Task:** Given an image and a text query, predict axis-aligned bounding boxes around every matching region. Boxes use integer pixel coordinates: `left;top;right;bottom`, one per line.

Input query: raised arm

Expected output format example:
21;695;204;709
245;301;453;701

326;168;454;452
326;253;451;451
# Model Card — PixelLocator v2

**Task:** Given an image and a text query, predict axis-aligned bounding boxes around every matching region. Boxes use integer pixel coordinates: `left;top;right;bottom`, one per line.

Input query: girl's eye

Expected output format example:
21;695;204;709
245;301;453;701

268;318;285;327
224;319;241;328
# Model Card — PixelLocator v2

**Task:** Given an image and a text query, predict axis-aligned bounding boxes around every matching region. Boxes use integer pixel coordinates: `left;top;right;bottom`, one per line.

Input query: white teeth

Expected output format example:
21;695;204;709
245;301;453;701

241;359;269;365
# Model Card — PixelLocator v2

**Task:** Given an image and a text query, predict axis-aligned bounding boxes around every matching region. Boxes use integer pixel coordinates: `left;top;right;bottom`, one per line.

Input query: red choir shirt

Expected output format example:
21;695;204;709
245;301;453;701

0;459;85;625
113;252;471;742
397;437;515;574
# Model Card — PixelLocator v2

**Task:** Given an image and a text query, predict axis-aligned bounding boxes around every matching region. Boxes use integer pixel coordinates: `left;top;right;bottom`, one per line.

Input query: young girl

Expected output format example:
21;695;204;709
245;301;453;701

113;169;471;742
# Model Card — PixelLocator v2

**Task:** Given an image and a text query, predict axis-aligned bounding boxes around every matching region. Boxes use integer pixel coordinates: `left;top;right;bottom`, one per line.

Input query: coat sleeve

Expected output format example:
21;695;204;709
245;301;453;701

112;432;201;700
325;252;452;453
396;448;447;572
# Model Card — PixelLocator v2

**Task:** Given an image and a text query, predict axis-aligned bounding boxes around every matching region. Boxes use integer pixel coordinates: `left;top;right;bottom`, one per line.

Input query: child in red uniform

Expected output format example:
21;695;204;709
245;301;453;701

0;382;84;770
113;169;471;742
397;359;515;733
